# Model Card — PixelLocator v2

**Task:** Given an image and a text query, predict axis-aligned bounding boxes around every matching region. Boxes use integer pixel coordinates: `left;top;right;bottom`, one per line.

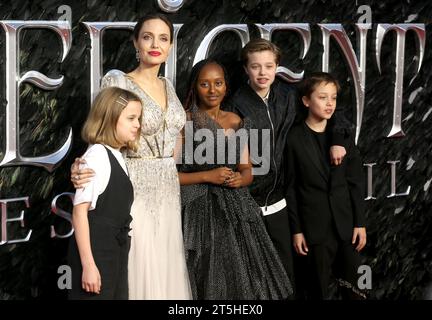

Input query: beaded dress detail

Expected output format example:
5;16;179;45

101;70;191;300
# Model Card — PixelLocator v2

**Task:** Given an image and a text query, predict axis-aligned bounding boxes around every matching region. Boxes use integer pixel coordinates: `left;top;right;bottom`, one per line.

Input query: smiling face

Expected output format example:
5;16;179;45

302;81;338;122
196;63;227;109
134;18;172;66
116;100;142;147
244;50;278;97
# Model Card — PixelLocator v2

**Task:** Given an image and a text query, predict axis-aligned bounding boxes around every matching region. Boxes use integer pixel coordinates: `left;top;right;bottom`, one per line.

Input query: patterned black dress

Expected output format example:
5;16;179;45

178;106;293;300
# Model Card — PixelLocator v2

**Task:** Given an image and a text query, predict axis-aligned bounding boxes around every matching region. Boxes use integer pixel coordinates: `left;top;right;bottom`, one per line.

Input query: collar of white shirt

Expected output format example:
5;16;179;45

262;89;270;106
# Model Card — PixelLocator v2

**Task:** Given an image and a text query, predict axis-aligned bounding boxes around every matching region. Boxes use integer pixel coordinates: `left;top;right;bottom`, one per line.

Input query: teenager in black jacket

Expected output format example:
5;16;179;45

225;39;351;296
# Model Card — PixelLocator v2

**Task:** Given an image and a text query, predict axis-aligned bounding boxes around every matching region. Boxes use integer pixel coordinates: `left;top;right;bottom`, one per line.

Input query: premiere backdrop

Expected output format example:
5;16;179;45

0;0;431;299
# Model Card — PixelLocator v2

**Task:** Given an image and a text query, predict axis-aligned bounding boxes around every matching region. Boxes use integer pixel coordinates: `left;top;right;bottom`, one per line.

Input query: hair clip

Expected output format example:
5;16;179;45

116;95;128;107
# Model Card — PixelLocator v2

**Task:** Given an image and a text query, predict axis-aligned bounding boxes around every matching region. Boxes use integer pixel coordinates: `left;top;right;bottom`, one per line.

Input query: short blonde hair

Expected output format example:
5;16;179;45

241;38;281;66
82;87;142;152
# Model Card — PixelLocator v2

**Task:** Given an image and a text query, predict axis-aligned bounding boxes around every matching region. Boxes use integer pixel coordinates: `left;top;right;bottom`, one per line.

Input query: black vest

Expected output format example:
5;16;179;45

88;146;134;246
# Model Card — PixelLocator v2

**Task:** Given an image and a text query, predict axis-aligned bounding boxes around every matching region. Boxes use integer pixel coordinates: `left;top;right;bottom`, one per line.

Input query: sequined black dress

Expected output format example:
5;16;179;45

178;106;293;300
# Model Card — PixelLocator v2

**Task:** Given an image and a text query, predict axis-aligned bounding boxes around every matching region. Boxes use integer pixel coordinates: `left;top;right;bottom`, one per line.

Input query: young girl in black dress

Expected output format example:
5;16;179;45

177;59;293;299
68;87;141;299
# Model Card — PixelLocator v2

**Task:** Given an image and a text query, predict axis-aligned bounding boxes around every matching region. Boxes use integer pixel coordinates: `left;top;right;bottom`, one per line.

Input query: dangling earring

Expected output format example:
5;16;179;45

135;49;140;62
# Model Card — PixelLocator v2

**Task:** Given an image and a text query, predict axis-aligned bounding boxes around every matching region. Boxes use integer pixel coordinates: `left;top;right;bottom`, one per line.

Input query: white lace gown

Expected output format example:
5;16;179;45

101;70;192;300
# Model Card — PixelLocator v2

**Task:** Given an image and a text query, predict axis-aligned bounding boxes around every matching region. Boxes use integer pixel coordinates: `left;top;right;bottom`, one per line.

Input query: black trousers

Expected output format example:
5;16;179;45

299;225;364;300
263;207;296;297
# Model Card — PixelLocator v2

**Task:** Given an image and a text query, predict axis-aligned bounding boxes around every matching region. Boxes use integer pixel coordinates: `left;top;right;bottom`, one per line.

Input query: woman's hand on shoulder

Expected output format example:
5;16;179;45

71;158;95;189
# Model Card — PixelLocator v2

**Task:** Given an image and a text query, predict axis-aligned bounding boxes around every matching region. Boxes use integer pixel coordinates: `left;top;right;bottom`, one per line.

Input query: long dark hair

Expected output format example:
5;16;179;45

133;13;174;43
183;58;229;111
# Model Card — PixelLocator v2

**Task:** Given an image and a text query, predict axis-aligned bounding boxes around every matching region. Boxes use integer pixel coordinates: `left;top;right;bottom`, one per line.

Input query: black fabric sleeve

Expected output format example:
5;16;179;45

285;137;302;235
345;137;366;227
327;104;354;148
293;89;307;126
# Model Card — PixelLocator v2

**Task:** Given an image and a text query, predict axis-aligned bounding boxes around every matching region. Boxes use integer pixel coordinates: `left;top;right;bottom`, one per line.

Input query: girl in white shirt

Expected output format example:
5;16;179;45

68;87;141;299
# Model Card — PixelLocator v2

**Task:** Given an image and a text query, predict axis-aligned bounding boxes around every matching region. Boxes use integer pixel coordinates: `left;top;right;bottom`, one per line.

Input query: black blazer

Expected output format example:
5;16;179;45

285;122;366;245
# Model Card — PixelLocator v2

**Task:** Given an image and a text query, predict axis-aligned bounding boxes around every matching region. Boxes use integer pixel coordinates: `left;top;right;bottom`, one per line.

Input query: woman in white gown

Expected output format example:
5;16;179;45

72;14;191;300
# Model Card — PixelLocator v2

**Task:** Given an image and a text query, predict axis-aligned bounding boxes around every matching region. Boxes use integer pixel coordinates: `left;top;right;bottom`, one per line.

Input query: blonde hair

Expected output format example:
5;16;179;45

82;87;142;152
241;38;281;66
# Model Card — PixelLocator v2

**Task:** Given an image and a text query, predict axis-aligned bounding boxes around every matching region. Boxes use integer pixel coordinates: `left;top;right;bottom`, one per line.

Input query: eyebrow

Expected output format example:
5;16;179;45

141;31;169;37
198;77;225;81
250;62;275;65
